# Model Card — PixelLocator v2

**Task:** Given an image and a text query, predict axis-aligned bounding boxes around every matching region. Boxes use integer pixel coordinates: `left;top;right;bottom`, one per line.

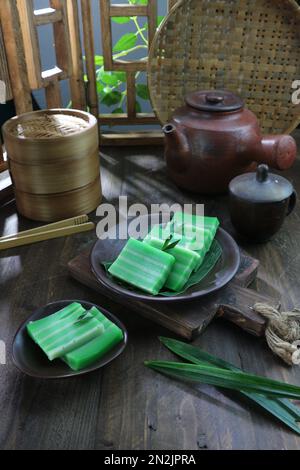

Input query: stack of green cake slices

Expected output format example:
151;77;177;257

108;212;220;296
27;302;124;371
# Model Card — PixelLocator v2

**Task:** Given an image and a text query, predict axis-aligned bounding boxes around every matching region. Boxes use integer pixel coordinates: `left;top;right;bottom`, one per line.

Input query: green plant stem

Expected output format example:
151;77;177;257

132;16;148;45
113;45;148;61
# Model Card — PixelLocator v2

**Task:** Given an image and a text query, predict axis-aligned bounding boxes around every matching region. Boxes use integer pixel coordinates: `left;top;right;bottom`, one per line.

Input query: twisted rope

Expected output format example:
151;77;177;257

254;303;300;366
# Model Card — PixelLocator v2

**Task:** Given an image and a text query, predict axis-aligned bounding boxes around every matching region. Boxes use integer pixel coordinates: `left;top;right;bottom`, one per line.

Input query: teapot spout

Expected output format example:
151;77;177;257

163;123;190;171
256;134;297;170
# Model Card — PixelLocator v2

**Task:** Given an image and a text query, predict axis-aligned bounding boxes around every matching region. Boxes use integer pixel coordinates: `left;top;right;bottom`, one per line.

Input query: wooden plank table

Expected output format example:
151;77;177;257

1;136;300;450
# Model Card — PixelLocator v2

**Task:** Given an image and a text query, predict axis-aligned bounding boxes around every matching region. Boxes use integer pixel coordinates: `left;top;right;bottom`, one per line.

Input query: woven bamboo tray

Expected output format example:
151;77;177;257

3;109;102;222
148;0;300;134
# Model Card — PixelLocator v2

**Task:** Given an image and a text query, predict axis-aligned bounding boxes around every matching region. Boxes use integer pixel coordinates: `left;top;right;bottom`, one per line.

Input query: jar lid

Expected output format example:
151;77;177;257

229;165;294;203
185;90;244;112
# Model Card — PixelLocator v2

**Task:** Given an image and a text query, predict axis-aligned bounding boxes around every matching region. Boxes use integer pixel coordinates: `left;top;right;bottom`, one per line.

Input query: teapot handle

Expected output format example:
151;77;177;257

287;191;297;216
258;135;297;170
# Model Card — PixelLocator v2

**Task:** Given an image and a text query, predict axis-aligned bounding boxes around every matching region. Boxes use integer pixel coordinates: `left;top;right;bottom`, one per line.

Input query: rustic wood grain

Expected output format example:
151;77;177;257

45;79;62;108
16;0;42;89
0;25;12;101
1;135;300;449
81;0;99;118
100;0;113;70
50;0;73;79
0;0;32;114
66;0;86;110
101;131;164;146
126;72;136;119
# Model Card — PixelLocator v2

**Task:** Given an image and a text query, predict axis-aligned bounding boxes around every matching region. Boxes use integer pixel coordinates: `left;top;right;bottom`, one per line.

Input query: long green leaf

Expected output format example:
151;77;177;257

159;337;300;434
145;361;300;400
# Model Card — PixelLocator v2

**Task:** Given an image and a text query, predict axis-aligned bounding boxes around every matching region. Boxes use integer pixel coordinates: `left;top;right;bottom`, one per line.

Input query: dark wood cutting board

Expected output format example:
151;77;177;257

68;249;280;341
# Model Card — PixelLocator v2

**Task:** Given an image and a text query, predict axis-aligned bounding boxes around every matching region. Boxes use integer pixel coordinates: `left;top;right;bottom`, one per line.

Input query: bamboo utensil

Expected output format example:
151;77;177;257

3;109;102;222
0;221;95;251
0;215;89;240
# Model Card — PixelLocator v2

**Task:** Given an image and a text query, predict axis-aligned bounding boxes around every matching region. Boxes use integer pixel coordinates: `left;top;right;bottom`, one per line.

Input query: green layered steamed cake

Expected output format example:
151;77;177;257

63;307;124;371
170;213;220;269
171;212;220;235
27;303;124;371
165;223;212;252
164;244;201;291
27;303;105;361
108;238;175;295
144;223;214;272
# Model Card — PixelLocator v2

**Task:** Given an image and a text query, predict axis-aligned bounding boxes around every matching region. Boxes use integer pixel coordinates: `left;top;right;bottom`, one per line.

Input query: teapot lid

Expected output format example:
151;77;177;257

185;90;244;112
229;165;294;203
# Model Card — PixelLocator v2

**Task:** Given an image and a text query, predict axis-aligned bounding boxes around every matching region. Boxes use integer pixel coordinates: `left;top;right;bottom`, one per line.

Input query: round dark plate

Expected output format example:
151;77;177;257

12;300;128;379
91;214;240;302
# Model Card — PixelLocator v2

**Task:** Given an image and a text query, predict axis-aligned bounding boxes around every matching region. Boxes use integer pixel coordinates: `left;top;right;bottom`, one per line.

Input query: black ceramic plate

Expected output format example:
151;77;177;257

91;214;240;302
12;300;128;379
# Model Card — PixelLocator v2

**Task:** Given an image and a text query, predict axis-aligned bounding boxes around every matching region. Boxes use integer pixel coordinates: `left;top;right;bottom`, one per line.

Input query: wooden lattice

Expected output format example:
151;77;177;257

0;0;179;148
0;0;88;113
99;0;158;127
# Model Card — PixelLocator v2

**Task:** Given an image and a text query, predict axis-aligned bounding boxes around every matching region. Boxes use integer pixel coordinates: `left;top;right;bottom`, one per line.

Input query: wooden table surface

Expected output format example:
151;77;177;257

1;137;300;450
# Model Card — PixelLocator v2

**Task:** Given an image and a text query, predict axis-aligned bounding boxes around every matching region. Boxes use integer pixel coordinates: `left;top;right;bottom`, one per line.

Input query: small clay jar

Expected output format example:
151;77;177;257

229;165;297;242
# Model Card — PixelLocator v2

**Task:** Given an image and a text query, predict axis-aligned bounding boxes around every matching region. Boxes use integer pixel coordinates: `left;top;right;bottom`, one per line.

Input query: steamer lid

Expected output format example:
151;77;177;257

4;110;91;140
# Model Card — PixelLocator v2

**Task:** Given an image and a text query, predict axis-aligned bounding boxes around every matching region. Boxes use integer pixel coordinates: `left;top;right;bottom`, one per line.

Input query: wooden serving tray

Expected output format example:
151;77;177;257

68;249;280;341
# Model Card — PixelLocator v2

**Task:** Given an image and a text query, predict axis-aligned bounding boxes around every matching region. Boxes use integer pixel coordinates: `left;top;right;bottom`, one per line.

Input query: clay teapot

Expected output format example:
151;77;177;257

163;90;297;194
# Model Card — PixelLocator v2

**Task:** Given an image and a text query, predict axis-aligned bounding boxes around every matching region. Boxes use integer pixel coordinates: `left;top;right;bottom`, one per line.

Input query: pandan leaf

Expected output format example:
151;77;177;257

113;33;137;52
136;84;150;100
74;311;94;325
162;235;181;251
145;361;300;400
156;337;300;435
111;17;131;24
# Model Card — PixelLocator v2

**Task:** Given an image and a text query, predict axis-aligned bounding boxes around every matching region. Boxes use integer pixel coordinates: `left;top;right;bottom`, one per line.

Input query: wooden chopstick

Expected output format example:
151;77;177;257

0;215;89;241
0;222;95;251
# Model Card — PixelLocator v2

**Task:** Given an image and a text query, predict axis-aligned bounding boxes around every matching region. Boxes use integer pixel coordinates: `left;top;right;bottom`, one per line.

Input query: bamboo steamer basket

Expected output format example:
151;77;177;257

3;109;102;222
